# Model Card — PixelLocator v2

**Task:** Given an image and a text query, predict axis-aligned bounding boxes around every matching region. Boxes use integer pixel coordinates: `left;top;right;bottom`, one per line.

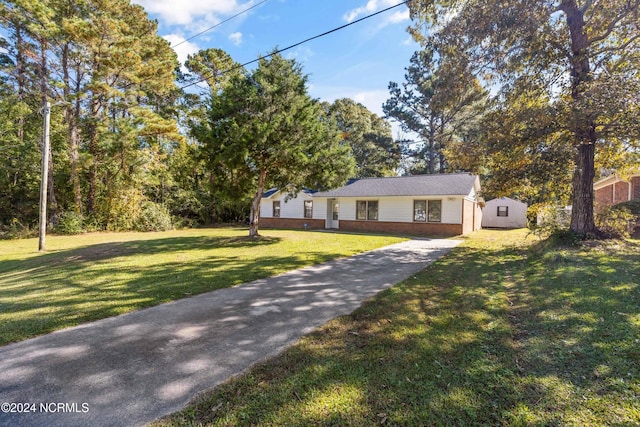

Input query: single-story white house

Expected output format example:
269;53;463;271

260;174;483;236
482;197;528;229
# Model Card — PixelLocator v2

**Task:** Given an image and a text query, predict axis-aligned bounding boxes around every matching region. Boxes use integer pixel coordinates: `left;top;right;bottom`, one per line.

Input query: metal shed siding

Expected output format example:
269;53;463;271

482;197;528;229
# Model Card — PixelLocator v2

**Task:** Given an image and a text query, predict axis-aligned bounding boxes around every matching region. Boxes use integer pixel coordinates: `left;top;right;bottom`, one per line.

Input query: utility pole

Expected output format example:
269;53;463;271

39;101;51;252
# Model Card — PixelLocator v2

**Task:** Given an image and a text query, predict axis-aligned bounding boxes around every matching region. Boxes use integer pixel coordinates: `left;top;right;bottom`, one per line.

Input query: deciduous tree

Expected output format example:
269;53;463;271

408;0;640;235
327;98;400;178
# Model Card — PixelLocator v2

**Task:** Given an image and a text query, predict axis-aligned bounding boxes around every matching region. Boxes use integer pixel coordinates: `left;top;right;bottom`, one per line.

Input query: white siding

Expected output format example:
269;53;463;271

260;192;313;219
482;197;528;228
332;196;463;224
339;198;357;221
262;193;468;226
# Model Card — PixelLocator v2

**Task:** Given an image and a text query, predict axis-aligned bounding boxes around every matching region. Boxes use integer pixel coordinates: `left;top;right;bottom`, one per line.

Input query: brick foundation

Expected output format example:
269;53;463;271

259;217;325;230
337;220;463;237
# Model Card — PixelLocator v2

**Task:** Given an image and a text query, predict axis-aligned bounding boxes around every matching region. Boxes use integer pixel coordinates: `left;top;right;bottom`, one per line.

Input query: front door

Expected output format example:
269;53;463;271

327;200;339;229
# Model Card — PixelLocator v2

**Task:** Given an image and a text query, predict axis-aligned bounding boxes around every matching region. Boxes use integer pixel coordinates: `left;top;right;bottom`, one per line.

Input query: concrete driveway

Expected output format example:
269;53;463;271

0;238;461;427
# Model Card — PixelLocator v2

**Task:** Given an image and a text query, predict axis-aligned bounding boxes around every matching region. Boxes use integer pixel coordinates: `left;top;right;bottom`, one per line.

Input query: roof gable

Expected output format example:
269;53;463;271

313;174;479;198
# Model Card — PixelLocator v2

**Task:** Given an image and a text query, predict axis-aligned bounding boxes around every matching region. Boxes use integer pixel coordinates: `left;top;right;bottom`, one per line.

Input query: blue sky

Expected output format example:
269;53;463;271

132;0;419;136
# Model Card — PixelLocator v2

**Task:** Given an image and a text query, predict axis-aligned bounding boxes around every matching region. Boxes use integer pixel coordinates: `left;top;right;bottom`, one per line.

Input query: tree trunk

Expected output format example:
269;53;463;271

562;0;598;235
571;143;597;234
87;98;100;214
249;168;267;237
62;43;83;213
16;26;25;143
87;127;99;215
428;115;436;174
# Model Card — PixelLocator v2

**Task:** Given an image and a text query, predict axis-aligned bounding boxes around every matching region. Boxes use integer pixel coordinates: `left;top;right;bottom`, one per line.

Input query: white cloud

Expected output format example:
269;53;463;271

162;34;200;70
385;9;410;25
229;32;243;46
351;89;389;117
343;0;400;23
402;35;415;46
286;46;314;63
133;0;249;26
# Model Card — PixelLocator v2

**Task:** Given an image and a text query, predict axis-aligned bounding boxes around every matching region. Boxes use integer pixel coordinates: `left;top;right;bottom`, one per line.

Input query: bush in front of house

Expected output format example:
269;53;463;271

596;202;637;239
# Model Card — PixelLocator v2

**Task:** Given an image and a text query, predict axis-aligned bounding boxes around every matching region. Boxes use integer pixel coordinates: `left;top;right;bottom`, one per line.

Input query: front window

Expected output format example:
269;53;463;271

414;200;426;222
357;200;378;220
497;206;509;217
273;201;281;218
304;200;313;218
428;200;442;222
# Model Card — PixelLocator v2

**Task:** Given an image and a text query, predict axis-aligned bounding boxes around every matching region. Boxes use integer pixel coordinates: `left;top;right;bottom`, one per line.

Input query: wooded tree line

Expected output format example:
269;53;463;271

395;0;640;235
1;0;638;237
0;0;399;235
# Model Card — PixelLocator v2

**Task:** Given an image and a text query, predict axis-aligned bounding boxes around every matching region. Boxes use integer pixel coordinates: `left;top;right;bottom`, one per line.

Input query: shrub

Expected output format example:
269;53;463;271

613;200;640;215
103;189;143;232
0;218;37;240
54;211;85;235
135;201;173;232
595;204;636;238
529;204;571;240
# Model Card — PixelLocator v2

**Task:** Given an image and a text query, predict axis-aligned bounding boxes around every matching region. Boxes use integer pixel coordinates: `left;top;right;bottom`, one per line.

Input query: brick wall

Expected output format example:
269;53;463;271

614;181;631;203
595;185;614;212
632;177;640;200
259;218;325;230
337;220;463;237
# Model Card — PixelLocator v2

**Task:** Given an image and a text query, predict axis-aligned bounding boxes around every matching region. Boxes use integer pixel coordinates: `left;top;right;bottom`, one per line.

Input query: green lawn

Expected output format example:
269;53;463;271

0;228;405;346
154;229;640;426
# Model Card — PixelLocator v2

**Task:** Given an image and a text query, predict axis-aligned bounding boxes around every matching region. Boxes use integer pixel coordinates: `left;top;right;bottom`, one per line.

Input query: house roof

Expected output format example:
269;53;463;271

262;188;316;199
593;172;640;190
313;174;480;198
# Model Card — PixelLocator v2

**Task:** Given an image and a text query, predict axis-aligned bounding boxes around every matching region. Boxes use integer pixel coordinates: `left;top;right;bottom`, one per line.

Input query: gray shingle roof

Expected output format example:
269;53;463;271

313;174;478;198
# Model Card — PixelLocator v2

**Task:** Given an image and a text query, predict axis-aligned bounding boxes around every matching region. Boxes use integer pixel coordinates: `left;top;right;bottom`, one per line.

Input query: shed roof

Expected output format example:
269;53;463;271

313;174;479;198
484;197;527;207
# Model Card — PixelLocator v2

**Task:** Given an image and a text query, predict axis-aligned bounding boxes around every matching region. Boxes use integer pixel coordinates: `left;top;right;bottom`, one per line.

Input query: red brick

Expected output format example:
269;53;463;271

259;218;325;230
337;220;462;237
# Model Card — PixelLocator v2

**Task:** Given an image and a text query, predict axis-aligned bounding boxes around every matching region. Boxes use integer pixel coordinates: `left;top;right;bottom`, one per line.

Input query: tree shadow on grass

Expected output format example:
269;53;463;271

156;238;640;426
0;234;281;274
504;240;640;425
156;244;524;426
2;234;372;345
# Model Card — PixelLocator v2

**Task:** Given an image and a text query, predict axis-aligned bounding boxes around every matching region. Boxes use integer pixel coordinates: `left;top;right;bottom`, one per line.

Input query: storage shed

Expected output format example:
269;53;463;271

482;197;528;229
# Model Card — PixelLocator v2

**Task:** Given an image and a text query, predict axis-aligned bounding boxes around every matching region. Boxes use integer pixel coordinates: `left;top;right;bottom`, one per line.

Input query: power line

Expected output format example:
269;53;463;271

180;1;409;90
172;0;269;48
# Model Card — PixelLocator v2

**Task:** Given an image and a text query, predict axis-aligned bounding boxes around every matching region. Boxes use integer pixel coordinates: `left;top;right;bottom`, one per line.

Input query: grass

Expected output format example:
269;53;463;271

153;229;640;426
0;228;405;346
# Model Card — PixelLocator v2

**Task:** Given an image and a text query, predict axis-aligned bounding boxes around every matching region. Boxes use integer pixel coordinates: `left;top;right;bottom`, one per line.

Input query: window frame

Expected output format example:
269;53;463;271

497;206;509;217
427;200;442;223
413;200;427;222
303;200;313;219
356;200;379;221
272;201;281;218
